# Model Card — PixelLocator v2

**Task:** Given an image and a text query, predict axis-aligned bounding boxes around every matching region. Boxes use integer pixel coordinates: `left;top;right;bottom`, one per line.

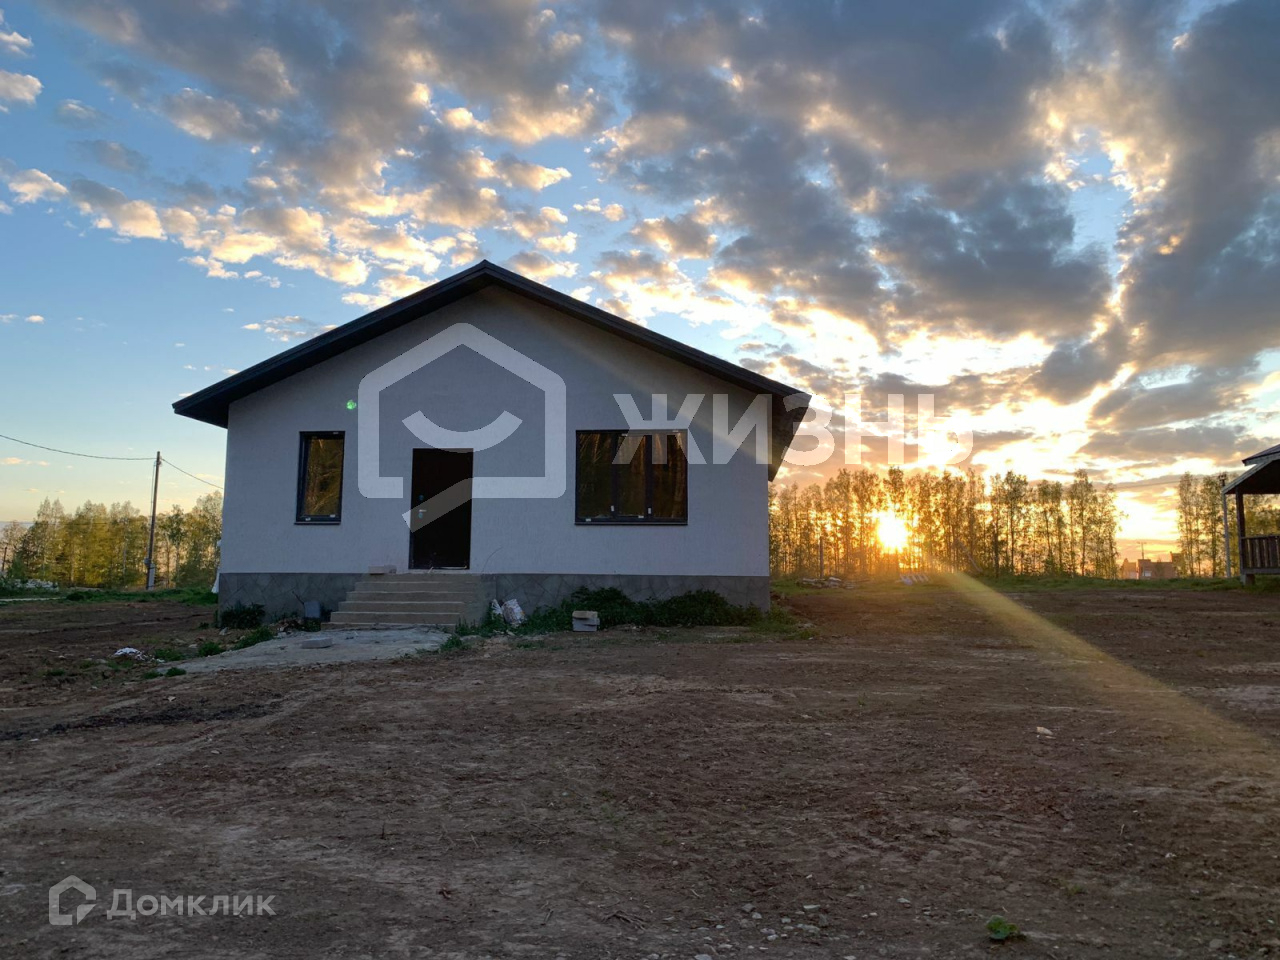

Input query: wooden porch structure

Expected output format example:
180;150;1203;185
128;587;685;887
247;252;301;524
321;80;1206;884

1223;442;1280;584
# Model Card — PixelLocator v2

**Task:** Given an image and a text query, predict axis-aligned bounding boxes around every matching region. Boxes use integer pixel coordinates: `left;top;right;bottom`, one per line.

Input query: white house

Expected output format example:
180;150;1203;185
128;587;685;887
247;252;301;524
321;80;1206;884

175;261;810;625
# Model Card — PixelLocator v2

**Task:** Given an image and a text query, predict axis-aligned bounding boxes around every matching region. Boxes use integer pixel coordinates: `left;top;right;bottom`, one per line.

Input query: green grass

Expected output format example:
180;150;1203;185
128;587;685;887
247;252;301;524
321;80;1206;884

196;640;224;657
979;573;1280;593
452;609;507;639
62;586;218;605
164;667;186;677
233;625;274;649
438;633;471;654
985;916;1024;941
151;647;186;662
769;579;830;597
142;669;162;680
771;573;1280;594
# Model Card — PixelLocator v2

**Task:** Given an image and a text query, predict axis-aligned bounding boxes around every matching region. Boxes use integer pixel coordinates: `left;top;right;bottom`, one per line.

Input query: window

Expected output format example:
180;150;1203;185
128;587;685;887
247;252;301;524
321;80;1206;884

297;432;345;523
575;430;688;524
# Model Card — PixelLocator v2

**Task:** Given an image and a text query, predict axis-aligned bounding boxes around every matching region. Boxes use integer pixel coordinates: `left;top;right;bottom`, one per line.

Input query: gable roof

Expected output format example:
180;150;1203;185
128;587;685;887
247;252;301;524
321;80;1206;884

173;259;811;478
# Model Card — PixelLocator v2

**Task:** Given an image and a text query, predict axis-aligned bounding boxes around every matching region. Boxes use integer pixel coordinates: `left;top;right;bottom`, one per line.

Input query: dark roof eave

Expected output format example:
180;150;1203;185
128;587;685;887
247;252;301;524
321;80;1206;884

1243;441;1280;465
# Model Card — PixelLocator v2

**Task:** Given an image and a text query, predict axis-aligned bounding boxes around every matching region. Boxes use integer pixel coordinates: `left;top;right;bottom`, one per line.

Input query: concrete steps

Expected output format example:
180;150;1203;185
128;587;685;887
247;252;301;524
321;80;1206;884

324;572;483;630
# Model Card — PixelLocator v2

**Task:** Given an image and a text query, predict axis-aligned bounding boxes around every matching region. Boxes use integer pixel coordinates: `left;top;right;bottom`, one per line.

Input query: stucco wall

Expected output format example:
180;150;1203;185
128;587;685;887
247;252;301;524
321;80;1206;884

220;287;771;580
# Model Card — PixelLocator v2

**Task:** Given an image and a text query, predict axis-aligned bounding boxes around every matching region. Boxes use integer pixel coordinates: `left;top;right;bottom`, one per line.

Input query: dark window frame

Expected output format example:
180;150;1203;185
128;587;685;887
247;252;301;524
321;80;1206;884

296;431;345;524
574;429;689;526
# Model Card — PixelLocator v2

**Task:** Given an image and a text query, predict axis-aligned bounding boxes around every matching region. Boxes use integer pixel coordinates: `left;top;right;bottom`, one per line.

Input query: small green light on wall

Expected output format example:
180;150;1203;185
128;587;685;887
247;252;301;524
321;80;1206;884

346;400;357;411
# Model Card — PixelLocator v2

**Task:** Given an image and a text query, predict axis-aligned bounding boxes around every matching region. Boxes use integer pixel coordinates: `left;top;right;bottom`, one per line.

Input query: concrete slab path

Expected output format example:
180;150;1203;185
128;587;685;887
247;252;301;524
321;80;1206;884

179;626;447;674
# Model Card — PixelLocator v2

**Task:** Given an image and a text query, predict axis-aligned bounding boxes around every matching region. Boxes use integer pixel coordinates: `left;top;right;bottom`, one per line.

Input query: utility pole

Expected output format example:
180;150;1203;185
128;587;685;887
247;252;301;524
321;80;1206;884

1223;492;1232;579
145;451;160;590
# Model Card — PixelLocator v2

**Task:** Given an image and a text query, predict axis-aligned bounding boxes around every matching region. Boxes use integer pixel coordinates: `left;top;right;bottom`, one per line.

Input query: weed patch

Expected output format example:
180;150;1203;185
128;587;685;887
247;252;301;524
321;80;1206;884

234;626;274;649
520;588;765;633
985;916;1024;941
439;634;471;653
218;603;265;629
196;640;224;657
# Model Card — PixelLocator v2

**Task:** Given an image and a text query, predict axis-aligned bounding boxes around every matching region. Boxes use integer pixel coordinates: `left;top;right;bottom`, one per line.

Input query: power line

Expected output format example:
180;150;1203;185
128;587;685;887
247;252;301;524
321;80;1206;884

0;433;222;490
0;432;154;461
161;457;223;491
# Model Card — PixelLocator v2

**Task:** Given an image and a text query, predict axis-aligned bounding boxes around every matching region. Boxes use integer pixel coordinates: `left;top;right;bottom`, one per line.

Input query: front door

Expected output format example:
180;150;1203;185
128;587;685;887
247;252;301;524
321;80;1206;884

409;449;473;569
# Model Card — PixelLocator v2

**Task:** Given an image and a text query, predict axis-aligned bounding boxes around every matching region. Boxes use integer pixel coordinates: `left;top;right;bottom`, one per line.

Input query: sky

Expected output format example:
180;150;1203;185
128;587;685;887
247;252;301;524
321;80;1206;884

1;0;1278;554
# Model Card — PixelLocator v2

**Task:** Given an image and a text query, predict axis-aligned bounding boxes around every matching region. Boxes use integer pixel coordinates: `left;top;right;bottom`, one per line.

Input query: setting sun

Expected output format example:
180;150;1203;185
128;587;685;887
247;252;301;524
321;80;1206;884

876;510;909;553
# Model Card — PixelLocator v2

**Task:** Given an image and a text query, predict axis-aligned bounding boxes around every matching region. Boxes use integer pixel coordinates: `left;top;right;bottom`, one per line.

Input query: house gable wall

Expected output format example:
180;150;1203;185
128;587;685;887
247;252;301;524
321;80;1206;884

220;287;771;581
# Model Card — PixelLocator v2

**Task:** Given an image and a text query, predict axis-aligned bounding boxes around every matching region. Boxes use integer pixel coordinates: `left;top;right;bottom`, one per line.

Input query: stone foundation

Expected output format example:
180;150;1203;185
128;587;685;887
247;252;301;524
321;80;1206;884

219;571;771;622
217;572;362;620
479;573;770;612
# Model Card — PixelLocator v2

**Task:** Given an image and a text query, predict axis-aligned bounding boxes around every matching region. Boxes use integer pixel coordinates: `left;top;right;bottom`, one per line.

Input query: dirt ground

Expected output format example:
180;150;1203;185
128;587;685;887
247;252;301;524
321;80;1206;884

2;580;1280;959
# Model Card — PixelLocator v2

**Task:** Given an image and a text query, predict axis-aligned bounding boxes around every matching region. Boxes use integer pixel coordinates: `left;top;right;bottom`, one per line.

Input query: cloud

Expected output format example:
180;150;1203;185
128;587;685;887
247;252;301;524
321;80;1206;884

54;99;107;127
1;457;48;466
161;88;265;141
0;68;40;106
1091;365;1250;433
536;231;577;254
630;213;716;259
1082;425;1254;466
1048;0;1280;370
74;139;150;175
67;179;165;239
875;178;1112;341
24;314;44;323
242;315;337;343
494;156;571;191
574;197;625;221
506;249;577;281
0;10;34;57
4;167;68;204
182;255;238;279
1029;323;1128;405
507;205;568;240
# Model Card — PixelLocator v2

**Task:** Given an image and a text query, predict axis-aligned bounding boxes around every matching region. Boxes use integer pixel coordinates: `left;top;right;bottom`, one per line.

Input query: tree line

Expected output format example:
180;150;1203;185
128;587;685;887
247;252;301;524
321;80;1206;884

0;494;222;589
769;467;1121;579
1175;472;1280;577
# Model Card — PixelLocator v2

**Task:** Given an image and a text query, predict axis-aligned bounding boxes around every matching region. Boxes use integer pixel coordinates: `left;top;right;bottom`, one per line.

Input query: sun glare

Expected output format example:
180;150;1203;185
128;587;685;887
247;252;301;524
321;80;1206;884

876;511;909;552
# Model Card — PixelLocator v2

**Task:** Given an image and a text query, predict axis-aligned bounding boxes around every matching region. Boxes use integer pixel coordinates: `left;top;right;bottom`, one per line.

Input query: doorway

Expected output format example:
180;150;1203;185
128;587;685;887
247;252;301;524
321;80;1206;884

409;448;473;569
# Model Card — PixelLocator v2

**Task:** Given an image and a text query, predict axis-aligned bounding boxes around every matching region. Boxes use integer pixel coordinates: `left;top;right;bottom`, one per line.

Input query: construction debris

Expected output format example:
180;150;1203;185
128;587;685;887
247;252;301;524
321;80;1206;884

797;576;865;589
500;598;526;626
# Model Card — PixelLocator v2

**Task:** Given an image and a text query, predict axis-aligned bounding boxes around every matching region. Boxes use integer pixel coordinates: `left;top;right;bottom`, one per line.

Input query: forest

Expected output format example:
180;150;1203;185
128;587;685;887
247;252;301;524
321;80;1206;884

768;466;1122;578
0;493;222;590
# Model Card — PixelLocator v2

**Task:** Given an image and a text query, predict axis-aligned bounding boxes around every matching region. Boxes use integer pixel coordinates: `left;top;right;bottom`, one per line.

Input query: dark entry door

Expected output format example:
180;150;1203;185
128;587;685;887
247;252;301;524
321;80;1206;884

409;449;473;569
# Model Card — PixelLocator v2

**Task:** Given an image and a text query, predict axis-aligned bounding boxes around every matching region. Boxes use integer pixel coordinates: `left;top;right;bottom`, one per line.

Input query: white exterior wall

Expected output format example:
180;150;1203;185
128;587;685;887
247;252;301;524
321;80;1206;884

220;288;770;579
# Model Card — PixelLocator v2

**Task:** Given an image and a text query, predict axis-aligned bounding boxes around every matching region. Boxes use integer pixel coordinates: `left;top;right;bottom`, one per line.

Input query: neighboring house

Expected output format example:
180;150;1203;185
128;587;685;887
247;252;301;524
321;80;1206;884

175;261;810;625
1119;556;1179;580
